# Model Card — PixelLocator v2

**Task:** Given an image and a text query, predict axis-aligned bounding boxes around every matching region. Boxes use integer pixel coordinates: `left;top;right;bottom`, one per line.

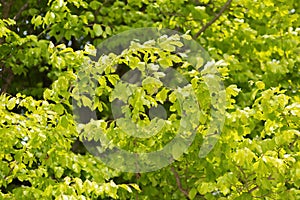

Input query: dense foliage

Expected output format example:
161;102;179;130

0;0;299;199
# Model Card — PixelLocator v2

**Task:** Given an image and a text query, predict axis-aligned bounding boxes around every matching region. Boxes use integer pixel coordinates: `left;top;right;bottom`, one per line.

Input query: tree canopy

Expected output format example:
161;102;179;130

0;0;299;199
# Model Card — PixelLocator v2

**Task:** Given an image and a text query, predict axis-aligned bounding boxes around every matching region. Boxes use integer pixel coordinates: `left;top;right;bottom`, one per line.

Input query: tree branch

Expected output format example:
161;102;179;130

13;1;29;20
1;0;14;19
171;166;189;198
1;0;15;94
193;0;233;39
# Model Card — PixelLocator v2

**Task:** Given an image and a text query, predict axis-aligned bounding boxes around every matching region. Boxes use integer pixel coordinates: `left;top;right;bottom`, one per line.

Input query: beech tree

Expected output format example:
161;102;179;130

0;0;299;199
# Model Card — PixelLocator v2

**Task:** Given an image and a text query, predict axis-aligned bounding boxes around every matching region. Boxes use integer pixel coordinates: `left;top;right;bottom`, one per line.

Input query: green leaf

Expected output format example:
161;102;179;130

82;95;92;107
188;187;197;199
7;97;16;110
234;193;252;200
119;184;132;193
111;82;132;102
158;57;173;68
142;76;162;95
159;41;176;52
93;24;103;37
169;91;177;103
84;44;96;56
156;88;168;103
60;115;69;128
129;184;141;192
197;182;215;195
90;1;101;10
107;75;119;86
182;33;192;40
54;167;64;178
255;81;265;90
105;26;112;35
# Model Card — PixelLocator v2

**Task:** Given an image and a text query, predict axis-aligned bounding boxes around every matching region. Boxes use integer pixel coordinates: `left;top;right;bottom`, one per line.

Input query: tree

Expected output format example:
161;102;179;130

0;0;299;199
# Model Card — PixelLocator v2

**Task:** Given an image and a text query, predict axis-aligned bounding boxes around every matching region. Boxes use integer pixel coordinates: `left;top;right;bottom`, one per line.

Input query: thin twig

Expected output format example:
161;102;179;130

4;161;17;180
171;166;189;198
248;185;259;193
253;191;272;199
237;165;246;179
193;0;233;39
